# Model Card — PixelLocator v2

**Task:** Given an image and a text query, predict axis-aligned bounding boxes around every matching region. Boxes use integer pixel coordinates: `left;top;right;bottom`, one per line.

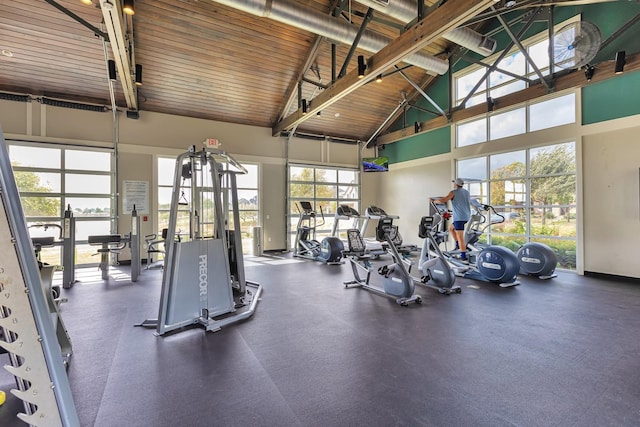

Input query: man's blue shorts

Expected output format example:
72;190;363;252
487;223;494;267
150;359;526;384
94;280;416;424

453;221;467;231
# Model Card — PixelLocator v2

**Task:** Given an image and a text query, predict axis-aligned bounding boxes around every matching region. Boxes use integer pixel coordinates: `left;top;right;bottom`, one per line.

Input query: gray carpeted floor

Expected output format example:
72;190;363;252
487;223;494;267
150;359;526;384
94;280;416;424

1;254;640;426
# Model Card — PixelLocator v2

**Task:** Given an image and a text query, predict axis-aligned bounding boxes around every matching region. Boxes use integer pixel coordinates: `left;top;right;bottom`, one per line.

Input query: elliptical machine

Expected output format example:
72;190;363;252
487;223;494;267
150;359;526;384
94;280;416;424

415;214;460;294
343;219;422;306
430;200;520;288
466;202;558;280
293;201;344;264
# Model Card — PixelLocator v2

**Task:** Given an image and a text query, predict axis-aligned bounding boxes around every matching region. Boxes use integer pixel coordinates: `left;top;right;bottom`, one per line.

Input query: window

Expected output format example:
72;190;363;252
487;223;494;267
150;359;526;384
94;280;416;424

456;93;576;147
9;143;114;267
288;164;360;247
457;142;576;269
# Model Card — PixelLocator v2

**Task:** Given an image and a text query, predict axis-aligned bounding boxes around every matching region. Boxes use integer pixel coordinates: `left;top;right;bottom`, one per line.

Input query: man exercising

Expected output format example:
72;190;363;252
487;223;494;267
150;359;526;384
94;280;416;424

431;178;471;261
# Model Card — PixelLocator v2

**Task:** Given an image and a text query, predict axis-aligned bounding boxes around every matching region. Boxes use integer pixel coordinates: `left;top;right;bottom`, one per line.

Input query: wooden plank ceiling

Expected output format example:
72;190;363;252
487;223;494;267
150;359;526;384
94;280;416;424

0;0;491;143
0;0;468;144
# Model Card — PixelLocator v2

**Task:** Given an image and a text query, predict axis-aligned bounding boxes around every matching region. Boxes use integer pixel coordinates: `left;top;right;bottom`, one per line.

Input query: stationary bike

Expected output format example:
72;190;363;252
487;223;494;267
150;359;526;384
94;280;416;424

430;200;520;287
343;220;422;306
293;201;344;264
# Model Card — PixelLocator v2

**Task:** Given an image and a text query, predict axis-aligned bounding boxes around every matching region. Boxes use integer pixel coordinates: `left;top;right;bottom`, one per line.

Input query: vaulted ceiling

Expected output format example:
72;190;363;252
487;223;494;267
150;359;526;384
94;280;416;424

0;0;636;146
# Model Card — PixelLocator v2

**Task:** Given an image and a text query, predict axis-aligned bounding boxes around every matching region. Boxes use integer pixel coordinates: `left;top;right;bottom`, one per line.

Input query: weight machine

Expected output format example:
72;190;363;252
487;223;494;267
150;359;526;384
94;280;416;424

87;206;141;282
138;146;262;335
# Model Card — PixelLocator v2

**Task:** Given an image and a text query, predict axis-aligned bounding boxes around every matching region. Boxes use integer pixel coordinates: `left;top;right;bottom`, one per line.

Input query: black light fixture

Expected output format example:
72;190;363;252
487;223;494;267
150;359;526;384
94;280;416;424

414;121;421;133
375;74;383;83
357;55;366;78
135;64;143;86
584;64;595;82
108;59;117;81
487;96;494;112
123;0;135;15
614;50;626;74
302;99;308;115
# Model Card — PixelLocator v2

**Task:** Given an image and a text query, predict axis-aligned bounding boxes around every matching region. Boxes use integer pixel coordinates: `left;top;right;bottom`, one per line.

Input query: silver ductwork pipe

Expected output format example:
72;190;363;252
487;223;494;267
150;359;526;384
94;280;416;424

354;0;497;56
210;0;449;74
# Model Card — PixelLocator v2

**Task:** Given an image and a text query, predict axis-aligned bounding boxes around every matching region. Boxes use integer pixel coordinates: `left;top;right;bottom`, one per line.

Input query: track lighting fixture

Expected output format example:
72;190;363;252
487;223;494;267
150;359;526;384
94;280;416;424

108;59;117;81
135;64;143;86
487;96;494;112
302;99;308;115
123;0;135;15
584;64;595;82
614;51;626;74
357;55;366;78
376;74;383;83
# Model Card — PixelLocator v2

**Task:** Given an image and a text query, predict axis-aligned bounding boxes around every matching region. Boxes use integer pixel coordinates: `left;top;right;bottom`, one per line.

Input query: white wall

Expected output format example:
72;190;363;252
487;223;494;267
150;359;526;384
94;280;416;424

1;100;363;258
582;116;640;278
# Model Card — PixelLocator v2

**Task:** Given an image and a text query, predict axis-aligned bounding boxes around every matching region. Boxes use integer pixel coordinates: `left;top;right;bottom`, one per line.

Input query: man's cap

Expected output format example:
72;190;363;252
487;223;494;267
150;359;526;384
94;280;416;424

453;178;464;186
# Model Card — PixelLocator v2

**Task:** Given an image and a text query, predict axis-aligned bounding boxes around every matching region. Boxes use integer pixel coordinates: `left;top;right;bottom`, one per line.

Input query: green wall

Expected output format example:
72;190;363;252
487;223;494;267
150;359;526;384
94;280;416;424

582;70;640;124
385;126;451;164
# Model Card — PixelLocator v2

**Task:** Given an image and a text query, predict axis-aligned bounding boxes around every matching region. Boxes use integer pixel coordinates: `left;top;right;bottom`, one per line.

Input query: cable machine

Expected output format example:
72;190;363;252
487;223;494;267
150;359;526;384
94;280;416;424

139;146;262;335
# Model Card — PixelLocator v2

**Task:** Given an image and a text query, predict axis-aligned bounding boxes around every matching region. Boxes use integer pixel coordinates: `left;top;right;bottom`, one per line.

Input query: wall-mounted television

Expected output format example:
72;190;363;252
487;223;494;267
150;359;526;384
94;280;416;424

362;156;389;172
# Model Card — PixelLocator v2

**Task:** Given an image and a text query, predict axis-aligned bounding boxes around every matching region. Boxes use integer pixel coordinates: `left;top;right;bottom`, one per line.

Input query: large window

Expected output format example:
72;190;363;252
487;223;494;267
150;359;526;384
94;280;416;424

156;156;259;254
9;143;114;267
456;92;576;147
457;142;577;269
288;165;359;247
454;16;579;148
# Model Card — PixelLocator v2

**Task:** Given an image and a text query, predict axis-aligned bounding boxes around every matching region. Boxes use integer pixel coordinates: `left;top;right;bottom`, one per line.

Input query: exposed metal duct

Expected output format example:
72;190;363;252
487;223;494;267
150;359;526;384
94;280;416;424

354;0;497;56
210;0;449;74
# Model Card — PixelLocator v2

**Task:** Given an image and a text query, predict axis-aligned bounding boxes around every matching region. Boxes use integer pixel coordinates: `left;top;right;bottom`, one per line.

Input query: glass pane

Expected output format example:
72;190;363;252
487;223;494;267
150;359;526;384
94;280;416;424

490;179;526;206
316;168;337;183
158;157;176;186
15;171;61;193
290;183;314;198
531;176;576;206
66;197;111;217
465;93;486;108
490;79;526;98
38;246;61;267
489;108;526;140
290;166;313;181
76;220;111;240
530;93;575;131
490;151;525;178
489;51;525;88
458;157;487;181
490;235;526;252
66;174;111;194
468;182;488;203
338;185;358;200
530;142;576;176
457;119;487;147
528;39;550;73
338;170;358;184
235;164;258;188
529;207;576;237
158;187;175;209
22;196;61;217
237;189;258;210
9;146;61;168
76;244;98;266
66;150;111;171
456;68;487;105
316;184;337;199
